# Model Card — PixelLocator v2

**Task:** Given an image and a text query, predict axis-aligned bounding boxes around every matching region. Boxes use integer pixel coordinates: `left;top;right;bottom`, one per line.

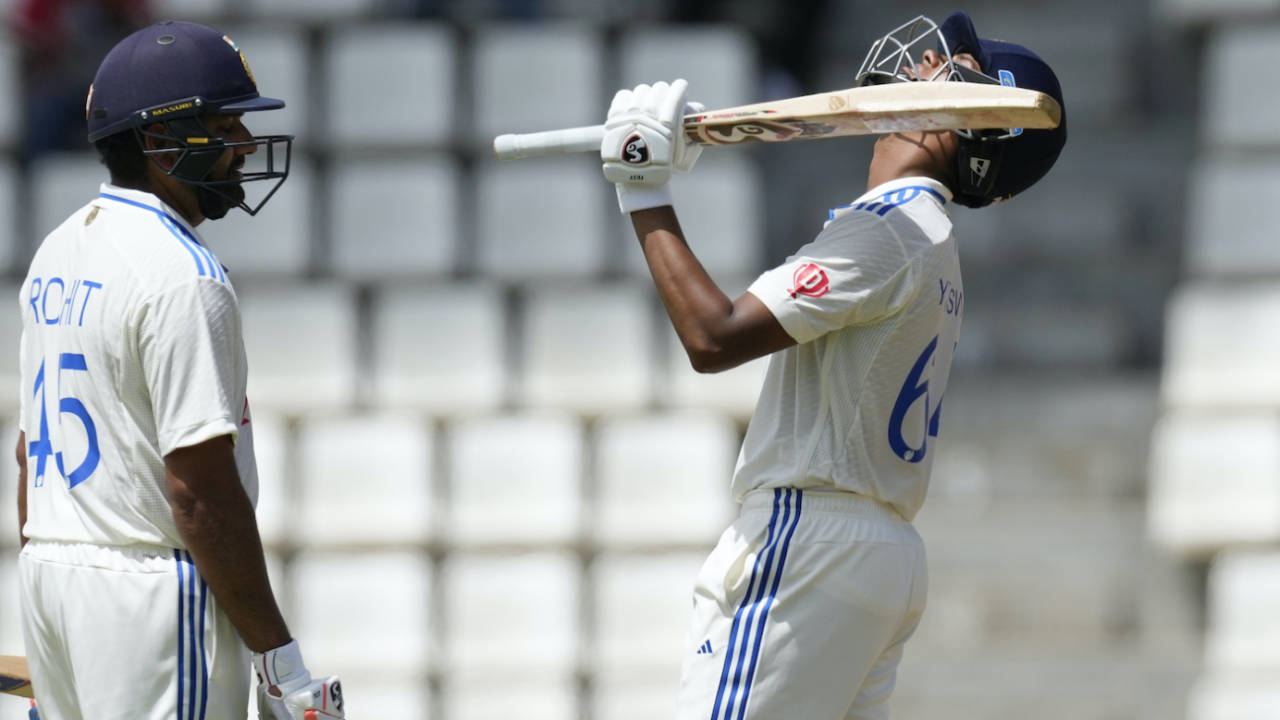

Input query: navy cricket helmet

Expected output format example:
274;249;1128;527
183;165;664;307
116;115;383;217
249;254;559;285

86;20;292;217
856;11;1067;208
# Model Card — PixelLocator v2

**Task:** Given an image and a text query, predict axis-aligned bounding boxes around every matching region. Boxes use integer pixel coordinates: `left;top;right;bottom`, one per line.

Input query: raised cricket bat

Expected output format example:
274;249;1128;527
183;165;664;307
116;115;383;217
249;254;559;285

493;81;1061;160
0;656;32;698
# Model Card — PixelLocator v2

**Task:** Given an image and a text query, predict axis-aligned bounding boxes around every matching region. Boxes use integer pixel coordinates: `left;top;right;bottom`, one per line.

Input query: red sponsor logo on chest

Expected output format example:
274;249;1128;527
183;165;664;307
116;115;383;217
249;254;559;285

789;263;830;298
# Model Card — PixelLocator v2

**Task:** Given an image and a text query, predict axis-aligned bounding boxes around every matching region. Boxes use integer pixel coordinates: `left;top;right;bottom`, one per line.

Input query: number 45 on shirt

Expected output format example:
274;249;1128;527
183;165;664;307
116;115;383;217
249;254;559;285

28;353;101;488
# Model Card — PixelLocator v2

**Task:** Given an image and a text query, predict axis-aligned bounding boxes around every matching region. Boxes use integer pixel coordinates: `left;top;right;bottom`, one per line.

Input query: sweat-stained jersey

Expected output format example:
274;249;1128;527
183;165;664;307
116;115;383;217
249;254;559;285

733;177;962;521
17;184;257;547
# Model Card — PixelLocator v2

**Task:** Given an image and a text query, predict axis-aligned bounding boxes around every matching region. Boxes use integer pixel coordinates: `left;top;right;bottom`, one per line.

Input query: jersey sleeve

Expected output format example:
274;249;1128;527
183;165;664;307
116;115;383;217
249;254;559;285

747;214;925;344
136;278;246;456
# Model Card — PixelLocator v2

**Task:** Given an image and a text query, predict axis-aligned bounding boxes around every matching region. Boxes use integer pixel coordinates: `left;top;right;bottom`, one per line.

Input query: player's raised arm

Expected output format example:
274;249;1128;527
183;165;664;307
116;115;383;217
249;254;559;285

601;80;795;373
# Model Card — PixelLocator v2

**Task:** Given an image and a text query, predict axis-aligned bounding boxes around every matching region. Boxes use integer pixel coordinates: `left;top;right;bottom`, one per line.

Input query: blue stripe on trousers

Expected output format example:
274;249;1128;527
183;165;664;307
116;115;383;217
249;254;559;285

175;550;185;720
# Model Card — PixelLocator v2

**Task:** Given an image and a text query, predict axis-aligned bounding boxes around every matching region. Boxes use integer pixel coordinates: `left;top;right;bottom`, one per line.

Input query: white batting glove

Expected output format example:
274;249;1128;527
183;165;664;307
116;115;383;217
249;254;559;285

601;79;705;214
253;640;346;720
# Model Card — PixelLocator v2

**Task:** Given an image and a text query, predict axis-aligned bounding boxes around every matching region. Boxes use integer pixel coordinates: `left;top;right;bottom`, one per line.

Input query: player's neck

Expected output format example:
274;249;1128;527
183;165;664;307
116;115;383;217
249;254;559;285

141;168;206;226
867;131;956;192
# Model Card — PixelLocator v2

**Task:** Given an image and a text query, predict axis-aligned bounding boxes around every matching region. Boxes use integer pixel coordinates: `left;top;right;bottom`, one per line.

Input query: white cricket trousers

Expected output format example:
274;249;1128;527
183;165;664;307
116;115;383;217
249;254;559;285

677;487;928;720
18;541;250;720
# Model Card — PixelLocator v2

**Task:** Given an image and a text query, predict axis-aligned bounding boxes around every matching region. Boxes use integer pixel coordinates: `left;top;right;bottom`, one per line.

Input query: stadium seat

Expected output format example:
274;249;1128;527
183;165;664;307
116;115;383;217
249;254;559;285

214;26;310;145
295;413;435;546
471;24;602;144
288;550;431;673
0;161;20;275
238;283;358;414
1186;157;1280;277
1203;550;1280;671
445;413;583;545
1189;673;1280;720
474;156;609;279
328;157;459;278
1161;283;1280;408
591;553;704;675
1148;410;1280;556
149;0;229;20
0;421;14;548
324;24;456;147
441;552;579;674
445;671;578;720
0;286;20;416
249;411;289;548
200;156;315;278
1200;24;1280;148
957;302;1133;369
517;284;654;412
31;154;101;241
369;283;506;413
618;153;764;279
618;26;756;111
592;413;737;547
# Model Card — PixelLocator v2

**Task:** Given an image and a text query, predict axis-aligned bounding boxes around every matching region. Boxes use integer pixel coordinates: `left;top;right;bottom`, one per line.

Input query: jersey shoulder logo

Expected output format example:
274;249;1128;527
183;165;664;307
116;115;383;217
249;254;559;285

789;263;829;299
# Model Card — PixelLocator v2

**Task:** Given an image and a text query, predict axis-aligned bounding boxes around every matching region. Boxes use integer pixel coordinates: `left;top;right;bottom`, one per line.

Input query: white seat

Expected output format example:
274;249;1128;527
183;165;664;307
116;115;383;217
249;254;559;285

1148;411;1280;556
445;671;578;720
1201;24;1280;147
288;550;431;673
1204;550;1280;671
593;413;737;546
591;675;678;720
200;156;314;278
370;283;505;413
1161;283;1280;408
215;27;309;145
662;318;768;418
0;161;20;275
619;153;763;279
324;24;456;147
31;154;102;241
518;284;653;412
0;284;21;416
442;552;579;674
238;283;358;413
619;26;755;110
446;413;582;545
1189;672;1280;720
475;157;608;279
329;157;458;278
296;413;434;546
592;553;703;675
472;24;602;144
1186;158;1280;276
0;38;20;148
244;0;373;21
248;411;289;548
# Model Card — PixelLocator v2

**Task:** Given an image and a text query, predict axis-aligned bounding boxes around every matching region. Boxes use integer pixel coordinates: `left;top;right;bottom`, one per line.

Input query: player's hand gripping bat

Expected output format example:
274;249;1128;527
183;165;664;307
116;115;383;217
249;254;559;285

493;81;1060;160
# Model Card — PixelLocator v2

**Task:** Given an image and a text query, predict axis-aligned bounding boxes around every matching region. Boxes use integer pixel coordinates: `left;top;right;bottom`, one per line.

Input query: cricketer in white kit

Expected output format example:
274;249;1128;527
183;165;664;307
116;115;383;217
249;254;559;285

598;11;1066;720
15;21;342;720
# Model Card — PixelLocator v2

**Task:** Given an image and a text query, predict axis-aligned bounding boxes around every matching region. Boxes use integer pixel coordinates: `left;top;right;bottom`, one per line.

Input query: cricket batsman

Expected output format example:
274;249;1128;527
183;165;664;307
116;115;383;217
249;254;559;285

14;21;343;720
598;11;1067;719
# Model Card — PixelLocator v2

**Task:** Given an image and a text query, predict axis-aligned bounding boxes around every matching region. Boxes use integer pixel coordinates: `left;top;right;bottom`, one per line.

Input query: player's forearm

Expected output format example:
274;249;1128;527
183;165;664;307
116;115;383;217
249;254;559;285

632;206;793;371
15;432;27;549
167;441;291;653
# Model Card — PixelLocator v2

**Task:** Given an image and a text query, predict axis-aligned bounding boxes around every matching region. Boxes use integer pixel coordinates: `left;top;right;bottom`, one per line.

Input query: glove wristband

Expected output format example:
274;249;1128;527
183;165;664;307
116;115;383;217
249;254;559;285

253;639;308;691
616;183;674;214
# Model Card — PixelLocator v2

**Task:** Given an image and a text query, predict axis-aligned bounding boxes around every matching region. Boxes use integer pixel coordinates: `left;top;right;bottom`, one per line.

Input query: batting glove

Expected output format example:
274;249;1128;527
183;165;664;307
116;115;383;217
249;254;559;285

601;79;705;214
253;640;346;720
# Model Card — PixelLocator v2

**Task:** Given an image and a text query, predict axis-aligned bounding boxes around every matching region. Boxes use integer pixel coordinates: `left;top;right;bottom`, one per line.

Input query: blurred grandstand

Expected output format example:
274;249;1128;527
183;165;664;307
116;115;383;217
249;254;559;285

2;0;1274;717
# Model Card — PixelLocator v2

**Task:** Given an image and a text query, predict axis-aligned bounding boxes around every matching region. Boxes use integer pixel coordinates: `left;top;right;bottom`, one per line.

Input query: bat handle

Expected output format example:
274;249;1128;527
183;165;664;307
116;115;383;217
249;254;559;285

492;124;606;160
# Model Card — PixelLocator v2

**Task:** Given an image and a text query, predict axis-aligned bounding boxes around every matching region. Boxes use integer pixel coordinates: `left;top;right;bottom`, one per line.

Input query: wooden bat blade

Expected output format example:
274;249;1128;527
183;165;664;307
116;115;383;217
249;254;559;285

492;81;1061;160
0;655;32;698
684;82;1061;146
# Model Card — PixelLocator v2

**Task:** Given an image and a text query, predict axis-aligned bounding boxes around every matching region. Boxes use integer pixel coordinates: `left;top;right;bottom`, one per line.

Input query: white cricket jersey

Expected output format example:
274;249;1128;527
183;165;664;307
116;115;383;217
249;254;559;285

733;177;962;521
17;184;257;547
